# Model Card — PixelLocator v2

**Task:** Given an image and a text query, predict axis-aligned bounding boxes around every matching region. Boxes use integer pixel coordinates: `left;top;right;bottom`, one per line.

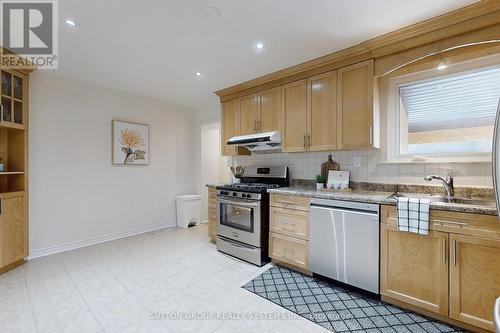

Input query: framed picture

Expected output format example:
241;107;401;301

112;120;150;165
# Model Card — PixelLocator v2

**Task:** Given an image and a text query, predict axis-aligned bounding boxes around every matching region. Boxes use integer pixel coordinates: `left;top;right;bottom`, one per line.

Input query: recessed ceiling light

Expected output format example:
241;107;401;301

63;18;77;26
195;71;203;77
256;42;265;50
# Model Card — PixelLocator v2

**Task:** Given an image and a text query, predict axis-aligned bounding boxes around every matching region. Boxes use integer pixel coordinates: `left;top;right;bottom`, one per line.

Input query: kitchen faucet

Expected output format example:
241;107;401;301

424;170;455;199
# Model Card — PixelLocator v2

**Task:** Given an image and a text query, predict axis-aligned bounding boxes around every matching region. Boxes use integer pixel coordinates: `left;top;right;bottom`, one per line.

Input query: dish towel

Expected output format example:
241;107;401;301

396;197;430;235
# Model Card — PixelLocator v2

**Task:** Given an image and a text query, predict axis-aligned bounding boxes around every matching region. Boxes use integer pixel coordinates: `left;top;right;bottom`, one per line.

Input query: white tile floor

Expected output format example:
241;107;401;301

0;224;330;333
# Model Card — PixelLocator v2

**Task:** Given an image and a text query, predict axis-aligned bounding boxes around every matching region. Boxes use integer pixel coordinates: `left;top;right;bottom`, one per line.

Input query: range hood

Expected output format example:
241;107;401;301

227;131;281;152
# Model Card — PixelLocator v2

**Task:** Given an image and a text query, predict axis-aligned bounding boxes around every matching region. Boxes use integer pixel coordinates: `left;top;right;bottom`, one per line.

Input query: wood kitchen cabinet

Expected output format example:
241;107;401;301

0;192;28;272
450;234;500;331
308;71;338;151
381;205;500;332
238;93;259;135
282;80;308;152
337;59;378;150
258;86;281;132
220;99;249;156
207;187;217;243
282;71;338;152
239;88;282;135
269;193;310;273
0;51;32;275
380;222;449;316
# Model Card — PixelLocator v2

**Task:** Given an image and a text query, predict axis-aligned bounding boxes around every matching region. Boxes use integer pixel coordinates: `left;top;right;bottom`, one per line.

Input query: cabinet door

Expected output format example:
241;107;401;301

258;86;281;132
307;71;337;151
221;99;239;156
450;234;500;331
269;232;309;270
282;80;307;152
0;192;27;268
270;207;309;240
337;60;375;149
238;94;259;135
380;223;449;316
208;188;216;243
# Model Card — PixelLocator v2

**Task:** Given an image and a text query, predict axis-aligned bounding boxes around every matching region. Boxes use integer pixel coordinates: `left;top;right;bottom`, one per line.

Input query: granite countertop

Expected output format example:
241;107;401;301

206;184;221;188
268;187;498;215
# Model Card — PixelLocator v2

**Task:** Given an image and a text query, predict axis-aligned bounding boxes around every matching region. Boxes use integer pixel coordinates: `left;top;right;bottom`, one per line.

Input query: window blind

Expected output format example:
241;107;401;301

399;66;500;133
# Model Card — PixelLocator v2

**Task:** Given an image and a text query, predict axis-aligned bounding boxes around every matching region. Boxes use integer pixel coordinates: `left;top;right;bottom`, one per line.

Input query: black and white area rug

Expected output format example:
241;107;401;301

242;265;467;333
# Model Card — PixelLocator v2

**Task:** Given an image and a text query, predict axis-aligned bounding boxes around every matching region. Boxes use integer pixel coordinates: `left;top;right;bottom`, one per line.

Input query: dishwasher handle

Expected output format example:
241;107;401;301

310;204;379;219
310;198;379;214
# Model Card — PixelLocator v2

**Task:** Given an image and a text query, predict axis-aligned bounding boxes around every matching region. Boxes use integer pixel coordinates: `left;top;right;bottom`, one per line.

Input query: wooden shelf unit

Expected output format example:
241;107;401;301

0;51;32;274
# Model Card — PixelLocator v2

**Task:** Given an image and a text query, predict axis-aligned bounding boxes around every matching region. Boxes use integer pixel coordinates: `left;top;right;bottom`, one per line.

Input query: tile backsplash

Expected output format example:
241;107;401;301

232;149;493;188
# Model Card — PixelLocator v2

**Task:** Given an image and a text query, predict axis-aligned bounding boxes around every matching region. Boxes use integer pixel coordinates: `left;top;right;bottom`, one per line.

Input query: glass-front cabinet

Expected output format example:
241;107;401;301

1;69;26;127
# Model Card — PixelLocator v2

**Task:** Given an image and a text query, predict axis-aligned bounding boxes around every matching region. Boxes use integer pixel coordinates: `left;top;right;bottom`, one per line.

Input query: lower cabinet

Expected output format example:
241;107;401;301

450;234;500;331
380;205;500;332
269;194;310;272
269;232;309;270
380;223;449;316
207;187;216;243
0;191;27;271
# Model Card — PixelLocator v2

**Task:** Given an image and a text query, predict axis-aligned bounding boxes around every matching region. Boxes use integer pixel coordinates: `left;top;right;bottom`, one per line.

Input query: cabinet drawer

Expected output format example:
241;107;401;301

269;232;309;270
270;207;309;240
381;205;500;239
270;194;309;211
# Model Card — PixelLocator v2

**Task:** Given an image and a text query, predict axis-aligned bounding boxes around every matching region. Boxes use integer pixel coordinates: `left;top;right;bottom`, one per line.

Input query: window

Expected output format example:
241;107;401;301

396;65;500;159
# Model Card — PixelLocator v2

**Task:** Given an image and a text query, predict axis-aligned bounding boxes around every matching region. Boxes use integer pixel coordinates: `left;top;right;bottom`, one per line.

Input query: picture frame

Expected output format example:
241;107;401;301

112;120;150;165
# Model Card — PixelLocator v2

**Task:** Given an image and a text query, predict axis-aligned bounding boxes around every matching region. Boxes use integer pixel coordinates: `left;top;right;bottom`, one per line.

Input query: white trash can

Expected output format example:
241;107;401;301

176;195;202;229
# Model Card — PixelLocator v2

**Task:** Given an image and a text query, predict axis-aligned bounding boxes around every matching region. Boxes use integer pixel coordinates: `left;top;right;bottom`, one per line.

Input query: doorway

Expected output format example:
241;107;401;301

200;122;230;222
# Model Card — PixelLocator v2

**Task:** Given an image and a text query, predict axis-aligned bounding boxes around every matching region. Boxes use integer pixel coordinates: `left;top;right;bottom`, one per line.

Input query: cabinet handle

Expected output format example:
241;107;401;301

433;219;468;227
0;198;2;215
303;134;307;149
452;239;457;266
441;238;446;264
279;200;296;205
308;135;311;149
369;125;373;145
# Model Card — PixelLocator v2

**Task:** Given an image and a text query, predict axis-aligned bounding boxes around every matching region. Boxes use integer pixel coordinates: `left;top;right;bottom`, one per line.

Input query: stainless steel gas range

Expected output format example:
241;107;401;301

215;166;289;266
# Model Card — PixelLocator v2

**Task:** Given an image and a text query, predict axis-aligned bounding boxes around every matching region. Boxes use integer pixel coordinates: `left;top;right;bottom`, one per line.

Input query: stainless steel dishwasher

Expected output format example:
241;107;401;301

310;198;380;294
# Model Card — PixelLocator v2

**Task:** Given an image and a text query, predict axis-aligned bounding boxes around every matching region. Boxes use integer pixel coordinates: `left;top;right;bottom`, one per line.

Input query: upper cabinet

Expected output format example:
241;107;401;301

307;71;337;151
239;88;282;135
258;86;281;132
282;71;338;152
337;59;379;150
221;99;240;156
219;60;380;155
1;70;27;129
238;93;259;135
282;80;307;152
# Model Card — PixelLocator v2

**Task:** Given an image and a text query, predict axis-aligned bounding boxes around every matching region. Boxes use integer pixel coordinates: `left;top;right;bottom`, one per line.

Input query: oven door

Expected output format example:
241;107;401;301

216;196;261;247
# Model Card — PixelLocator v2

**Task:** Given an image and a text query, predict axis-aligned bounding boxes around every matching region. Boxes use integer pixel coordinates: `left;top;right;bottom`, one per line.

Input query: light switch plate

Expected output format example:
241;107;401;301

353;156;362;167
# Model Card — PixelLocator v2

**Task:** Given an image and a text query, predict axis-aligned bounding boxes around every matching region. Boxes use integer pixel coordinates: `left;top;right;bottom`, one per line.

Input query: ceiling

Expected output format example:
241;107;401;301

55;0;479;109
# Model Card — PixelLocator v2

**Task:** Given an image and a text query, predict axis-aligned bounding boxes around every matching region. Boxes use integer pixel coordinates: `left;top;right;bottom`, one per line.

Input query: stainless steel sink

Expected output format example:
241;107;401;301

387;192;495;207
429;196;496;206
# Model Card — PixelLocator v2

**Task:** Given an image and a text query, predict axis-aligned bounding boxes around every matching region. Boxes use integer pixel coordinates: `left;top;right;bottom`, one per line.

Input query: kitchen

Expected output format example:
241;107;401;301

205;1;500;332
1;1;500;333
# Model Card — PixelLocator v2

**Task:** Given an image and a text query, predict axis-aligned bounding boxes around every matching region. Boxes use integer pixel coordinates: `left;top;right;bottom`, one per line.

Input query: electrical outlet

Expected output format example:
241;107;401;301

353;156;362;167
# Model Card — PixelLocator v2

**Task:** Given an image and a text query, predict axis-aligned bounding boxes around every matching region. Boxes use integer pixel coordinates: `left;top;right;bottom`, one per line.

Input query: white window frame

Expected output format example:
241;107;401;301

384;53;500;164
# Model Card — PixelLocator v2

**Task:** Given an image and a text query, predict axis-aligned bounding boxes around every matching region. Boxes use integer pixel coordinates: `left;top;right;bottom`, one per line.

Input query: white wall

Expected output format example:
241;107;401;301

29;72;197;256
200;122;222;221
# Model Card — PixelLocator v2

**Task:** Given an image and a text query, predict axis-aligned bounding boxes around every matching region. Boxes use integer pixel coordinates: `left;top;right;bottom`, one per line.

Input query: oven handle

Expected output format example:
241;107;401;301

216;197;260;208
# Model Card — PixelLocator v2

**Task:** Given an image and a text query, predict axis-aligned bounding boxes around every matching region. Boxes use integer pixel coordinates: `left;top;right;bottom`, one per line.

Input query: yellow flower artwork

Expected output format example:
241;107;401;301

112;120;150;165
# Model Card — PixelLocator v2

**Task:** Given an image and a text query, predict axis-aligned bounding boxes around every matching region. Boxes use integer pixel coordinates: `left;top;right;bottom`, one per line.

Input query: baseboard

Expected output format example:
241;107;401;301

28;221;177;260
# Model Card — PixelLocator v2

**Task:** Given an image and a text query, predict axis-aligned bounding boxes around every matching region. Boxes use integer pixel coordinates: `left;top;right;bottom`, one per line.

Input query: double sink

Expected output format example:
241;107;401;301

388;192;496;207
